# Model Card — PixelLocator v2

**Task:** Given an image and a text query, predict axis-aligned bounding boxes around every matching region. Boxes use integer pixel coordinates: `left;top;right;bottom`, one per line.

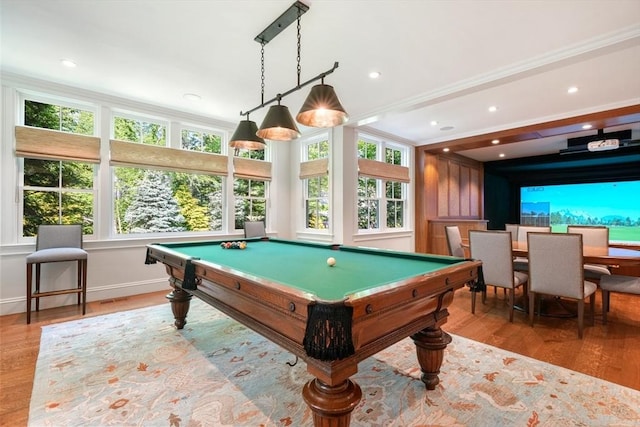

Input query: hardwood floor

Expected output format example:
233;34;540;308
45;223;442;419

1;287;638;426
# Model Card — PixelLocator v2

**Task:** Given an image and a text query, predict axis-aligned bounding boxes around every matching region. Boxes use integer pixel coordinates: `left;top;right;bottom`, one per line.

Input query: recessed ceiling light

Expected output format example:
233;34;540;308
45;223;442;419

440;126;454;131
567;86;578;94
491;139;500;144
183;93;201;102
369;71;381;79
430;120;438;126
488;106;498;113
499;153;505;158
61;59;77;68
443;148;450;152
582;124;593;130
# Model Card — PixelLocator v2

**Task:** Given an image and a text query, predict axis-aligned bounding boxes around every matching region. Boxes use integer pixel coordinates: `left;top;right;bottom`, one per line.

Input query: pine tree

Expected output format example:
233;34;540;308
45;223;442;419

124;170;186;233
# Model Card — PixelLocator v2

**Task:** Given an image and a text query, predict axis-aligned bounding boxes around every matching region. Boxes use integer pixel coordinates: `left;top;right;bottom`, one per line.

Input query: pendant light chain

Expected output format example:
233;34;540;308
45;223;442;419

296;9;301;87
260;41;266;105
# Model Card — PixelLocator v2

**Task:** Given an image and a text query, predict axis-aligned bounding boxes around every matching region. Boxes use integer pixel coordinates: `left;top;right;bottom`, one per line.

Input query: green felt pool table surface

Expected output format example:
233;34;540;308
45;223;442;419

153;238;467;301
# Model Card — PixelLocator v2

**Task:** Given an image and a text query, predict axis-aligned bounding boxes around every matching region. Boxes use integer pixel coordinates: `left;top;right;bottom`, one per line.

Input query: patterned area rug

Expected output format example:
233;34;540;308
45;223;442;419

30;300;640;426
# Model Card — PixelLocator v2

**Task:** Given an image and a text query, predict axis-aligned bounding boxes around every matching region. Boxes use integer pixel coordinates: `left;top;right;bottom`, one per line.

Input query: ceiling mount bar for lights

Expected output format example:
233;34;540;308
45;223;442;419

254;1;309;45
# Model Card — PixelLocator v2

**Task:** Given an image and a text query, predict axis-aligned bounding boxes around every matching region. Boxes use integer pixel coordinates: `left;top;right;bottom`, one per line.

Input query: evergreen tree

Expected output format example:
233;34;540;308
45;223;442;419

174;186;209;230
124;170;186;233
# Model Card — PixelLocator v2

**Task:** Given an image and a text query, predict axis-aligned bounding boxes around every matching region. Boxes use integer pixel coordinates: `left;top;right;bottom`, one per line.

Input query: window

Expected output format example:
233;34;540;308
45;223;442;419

112;118;225;234
20;99;97;237
232;146;269;231
234;147;265;160
302;137;330;230
179;128;224;231
385;146;405;228
357;138;381;230
357;134;409;231
181;128;223;154
358;176;379;229
386;181;404;228
113;115;166;145
16;91;273;239
234;179;266;230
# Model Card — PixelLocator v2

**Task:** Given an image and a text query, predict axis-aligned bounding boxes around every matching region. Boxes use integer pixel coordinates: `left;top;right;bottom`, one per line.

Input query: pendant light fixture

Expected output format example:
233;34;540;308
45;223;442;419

296;78;349;127
229;115;266;150
256;97;301;140
232;1;348;147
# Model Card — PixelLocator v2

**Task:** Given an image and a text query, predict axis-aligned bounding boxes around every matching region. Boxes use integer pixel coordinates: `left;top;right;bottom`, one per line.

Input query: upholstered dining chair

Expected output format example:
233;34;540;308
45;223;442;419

505;224;519;243
469;230;528;321
25;224;88;324
244;220;266;238
566;225;611;281
599;274;640;324
513;225;552;272
444;225;465;257
527;232;597;338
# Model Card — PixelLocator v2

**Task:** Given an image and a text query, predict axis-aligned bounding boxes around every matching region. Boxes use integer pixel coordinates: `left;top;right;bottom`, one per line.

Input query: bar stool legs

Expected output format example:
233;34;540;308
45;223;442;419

26;259;87;324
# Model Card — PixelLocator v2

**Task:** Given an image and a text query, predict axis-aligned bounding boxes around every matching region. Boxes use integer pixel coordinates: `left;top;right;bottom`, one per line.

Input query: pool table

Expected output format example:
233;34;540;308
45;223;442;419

146;238;481;426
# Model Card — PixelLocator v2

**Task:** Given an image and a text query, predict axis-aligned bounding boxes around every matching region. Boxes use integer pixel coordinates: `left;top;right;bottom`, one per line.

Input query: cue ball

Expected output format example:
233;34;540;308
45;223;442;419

327;257;336;267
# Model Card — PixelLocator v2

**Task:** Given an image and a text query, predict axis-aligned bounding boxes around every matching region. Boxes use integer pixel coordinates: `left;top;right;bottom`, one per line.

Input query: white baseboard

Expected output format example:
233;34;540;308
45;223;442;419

0;279;169;317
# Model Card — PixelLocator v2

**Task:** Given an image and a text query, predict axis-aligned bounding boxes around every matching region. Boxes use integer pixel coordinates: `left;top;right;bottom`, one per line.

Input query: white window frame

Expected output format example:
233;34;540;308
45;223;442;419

301;134;331;232
179;124;225;154
17;92;99;241
356;133;410;233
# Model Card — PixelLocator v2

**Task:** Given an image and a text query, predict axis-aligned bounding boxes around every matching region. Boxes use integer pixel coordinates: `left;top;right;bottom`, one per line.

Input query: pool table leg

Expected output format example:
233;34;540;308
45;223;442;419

302;378;362;427
410;326;453;390
166;285;192;330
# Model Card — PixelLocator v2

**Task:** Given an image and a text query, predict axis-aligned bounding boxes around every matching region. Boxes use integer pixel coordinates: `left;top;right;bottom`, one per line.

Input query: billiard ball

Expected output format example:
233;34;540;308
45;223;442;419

327;257;336;267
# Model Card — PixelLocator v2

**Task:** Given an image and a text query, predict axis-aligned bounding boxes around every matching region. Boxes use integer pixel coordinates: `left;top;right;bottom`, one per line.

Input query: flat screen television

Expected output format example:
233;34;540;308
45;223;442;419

519;180;640;243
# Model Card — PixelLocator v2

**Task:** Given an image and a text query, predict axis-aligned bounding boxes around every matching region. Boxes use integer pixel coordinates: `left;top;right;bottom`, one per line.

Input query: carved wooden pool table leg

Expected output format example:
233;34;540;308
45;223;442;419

411;326;453;390
302;378;362;427
166;285;192;329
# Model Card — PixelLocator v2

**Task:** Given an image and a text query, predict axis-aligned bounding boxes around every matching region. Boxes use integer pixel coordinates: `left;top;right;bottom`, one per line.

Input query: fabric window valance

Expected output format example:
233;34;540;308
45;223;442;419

357;158;410;183
15;125;100;163
233;157;272;181
299;158;329;179
109;139;228;176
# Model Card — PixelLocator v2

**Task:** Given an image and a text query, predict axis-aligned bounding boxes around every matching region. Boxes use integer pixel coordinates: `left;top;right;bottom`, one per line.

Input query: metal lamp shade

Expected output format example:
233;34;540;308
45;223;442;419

257;104;301;141
296;84;349;128
229;120;266;150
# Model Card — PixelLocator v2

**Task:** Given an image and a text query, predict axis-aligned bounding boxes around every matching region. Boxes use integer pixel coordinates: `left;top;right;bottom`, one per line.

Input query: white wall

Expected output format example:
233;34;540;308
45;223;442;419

0;74;417;316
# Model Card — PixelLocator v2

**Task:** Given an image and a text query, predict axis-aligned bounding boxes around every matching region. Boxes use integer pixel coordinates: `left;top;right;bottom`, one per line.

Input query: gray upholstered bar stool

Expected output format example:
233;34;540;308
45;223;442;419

26;224;88;324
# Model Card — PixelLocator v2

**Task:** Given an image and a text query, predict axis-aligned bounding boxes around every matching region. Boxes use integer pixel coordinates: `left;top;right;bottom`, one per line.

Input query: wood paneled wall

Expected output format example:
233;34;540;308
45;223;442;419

437;156;482;217
415;150;485;254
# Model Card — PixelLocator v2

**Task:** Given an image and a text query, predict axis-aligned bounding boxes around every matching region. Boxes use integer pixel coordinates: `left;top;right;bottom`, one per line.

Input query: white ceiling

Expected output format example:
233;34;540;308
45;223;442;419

2;0;640;162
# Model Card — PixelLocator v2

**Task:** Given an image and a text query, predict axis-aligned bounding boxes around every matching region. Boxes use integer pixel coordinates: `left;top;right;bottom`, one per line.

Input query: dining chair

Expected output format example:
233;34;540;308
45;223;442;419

469;230;528;322
444;225;465;257
527;232;597;338
25;224;88;324
244;220;267;238
505;224;519;243
599;274;640;324
566;226;611;281
513;225;551;272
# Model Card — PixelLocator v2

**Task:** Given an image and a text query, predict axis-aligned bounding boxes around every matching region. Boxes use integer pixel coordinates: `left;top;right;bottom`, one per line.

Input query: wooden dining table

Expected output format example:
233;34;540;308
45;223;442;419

511;242;640;267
